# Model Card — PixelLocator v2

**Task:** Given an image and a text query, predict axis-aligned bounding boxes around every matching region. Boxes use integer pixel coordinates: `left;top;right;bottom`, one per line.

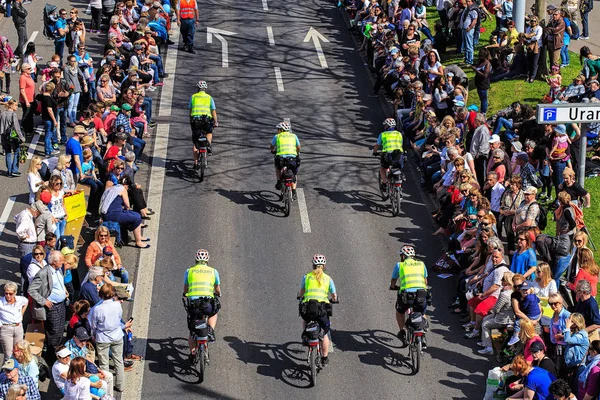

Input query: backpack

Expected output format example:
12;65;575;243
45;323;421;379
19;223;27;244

35;354;50;382
528;201;548;231
570;20;580;40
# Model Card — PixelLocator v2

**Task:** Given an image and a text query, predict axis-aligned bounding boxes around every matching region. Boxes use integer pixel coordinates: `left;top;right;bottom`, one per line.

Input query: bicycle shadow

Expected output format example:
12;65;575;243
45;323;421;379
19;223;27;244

214;189;287;217
145;336;206;385
223;336;313;388
331;329;416;376
313;188;395;217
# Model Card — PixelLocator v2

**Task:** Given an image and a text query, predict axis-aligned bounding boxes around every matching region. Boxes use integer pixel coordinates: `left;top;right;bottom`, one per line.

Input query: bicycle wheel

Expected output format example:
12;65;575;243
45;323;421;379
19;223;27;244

198;345;206;383
283;187;291;217
199;152;206;181
309;348;317;386
411;336;422;374
393;187;402;216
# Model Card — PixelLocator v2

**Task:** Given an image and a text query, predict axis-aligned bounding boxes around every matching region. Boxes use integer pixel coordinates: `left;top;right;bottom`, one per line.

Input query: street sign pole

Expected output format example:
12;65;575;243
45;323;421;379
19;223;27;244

536;103;600;189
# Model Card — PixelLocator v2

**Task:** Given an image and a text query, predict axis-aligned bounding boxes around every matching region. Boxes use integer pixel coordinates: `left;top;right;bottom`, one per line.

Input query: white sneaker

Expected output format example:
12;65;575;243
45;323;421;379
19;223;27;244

464;330;480;339
478;347;493;355
507;336;520;346
477;341;486;348
582;36;590;40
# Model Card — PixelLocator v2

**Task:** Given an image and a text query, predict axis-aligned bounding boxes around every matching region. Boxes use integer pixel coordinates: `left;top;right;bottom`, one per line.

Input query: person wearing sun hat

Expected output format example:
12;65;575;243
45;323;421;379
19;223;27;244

549;124;571;205
0;358;40;399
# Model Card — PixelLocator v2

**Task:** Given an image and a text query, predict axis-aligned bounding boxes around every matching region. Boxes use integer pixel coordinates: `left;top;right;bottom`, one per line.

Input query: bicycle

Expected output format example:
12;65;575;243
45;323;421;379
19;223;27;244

278;160;297;217
298;297;339;386
374;152;405;216
182;297;214;383
389;287;430;374
193;133;209;182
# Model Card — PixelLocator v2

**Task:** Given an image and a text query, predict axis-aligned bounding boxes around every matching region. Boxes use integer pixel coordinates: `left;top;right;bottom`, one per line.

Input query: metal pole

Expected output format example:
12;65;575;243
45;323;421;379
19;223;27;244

514;0;526;32
578;124;588;188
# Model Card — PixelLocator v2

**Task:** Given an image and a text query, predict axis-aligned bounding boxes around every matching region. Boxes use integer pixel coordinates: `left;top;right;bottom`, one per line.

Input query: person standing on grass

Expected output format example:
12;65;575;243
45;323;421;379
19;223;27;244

473;48;491;115
460;0;479;66
11;0;27;59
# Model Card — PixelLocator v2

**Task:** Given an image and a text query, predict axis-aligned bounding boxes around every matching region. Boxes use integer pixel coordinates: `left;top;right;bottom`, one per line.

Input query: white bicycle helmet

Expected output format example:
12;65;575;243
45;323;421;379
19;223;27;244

276;122;291;132
195;249;210;262
312;254;327;266
400;245;415;258
196;80;208;90
383;118;396;128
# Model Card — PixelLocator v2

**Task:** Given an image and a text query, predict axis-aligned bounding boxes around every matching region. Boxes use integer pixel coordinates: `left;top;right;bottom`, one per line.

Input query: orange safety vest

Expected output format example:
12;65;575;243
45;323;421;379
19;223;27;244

179;0;196;19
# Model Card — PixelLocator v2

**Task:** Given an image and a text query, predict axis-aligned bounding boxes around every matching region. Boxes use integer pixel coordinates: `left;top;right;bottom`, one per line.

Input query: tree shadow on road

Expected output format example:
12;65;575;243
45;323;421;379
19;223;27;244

223;336;313;388
214;189;287;217
313;187;396;217
331;329;415;376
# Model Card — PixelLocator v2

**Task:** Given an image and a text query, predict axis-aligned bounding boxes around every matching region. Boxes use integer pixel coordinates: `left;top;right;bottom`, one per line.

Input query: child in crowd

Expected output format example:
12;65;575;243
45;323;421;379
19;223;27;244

507;280;542;346
546;65;563;100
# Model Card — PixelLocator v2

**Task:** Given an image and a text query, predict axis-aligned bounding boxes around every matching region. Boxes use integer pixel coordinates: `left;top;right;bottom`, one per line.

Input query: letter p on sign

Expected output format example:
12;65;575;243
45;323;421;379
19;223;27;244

543;108;557;122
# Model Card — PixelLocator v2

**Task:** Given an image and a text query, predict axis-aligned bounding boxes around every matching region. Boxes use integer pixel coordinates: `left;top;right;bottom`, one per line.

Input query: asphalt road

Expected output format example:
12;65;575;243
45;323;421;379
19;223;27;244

132;0;492;399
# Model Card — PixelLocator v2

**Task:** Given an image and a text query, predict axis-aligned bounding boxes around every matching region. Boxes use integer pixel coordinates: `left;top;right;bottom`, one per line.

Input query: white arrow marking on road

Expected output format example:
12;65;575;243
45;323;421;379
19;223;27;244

303;27;330;69
274;67;284;91
262;0;269;10
206;27;237;68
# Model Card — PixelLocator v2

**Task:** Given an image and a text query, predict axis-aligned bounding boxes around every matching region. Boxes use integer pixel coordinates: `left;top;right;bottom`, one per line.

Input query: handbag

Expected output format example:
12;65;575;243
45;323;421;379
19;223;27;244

4;119;19;143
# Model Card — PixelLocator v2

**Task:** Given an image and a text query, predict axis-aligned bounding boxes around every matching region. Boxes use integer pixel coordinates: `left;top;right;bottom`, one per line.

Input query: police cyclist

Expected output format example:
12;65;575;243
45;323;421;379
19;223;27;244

183;249;221;360
299;254;337;367
373;118;404;191
190;80;218;167
270;121;301;200
390;244;428;347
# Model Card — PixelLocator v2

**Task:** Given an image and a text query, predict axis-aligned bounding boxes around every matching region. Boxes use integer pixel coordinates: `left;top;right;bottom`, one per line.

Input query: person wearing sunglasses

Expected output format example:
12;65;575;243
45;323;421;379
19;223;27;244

53;9;69;65
0;283;28;361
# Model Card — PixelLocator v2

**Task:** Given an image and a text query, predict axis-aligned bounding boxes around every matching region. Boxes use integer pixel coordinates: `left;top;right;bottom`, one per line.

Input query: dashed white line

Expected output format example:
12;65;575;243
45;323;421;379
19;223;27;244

274;67;284;92
296;189;311;233
0;197;16;239
262;0;269;10
267;26;275;46
123;29;179;400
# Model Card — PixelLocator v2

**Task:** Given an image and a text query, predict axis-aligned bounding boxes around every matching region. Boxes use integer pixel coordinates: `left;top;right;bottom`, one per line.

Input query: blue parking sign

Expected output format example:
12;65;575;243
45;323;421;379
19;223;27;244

543;108;557;122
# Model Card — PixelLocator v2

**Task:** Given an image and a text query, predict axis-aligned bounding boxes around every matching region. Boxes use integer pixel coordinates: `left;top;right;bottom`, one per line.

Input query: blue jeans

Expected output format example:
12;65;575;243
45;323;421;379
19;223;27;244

149;64;160;84
420;26;434;42
477;89;489;114
67;92;81;124
4;1;10;17
57;107;67;144
493;116;513;136
114;267;129;283
87;79;96;102
560;45;570;66
54;218;66;241
5;146;20;175
551;160;567;190
79;177;104;211
149;54;164;76
132;137;146;161
462;29;474;64
553;254;573;287
143;97;152;121
54;40;66;65
44;120;57;155
581;11;589;37
180;18;196;46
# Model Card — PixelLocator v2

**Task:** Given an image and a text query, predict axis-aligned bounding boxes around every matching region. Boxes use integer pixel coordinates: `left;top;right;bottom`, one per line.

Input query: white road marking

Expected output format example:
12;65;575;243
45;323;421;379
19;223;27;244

303;27;330;69
267;26;275;46
123;29;179;400
0;197;16;239
274;67;284;91
25;31;38;48
206;27;237;68
262;0;269;10
296;188;311;233
27;133;40;160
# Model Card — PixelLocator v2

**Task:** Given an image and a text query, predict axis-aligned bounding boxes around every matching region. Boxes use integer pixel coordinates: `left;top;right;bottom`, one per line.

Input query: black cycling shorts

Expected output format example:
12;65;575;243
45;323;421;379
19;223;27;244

395;291;427;314
190;115;214;139
274;156;299;175
186;298;219;331
300;300;331;334
380;150;403;169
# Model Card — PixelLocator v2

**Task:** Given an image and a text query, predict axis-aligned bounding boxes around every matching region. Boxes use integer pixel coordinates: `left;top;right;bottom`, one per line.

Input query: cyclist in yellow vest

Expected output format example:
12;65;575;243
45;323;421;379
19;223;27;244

190;80;218;168
183;249;221;360
390;244;428;347
270;121;301;199
299;254;337;367
176;0;199;53
373;118;404;191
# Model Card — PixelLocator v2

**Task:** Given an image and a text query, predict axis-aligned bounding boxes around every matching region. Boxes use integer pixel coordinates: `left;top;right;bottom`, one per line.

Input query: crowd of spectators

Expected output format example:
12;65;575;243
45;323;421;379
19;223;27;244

0;0;176;396
346;0;599;397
